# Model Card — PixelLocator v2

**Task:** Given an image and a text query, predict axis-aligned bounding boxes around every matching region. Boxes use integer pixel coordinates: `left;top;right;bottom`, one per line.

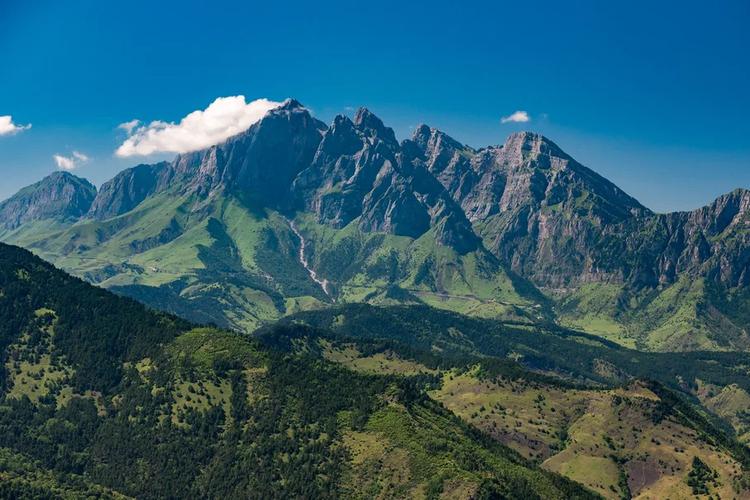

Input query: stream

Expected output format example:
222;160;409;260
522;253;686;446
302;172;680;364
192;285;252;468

286;218;333;300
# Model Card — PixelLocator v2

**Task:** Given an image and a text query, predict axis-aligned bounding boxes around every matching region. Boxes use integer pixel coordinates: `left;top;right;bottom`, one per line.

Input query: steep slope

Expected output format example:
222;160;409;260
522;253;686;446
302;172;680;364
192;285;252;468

274;303;750;499
412;126;750;350
0;171;96;245
88;161;170;219
413;127;649;287
0;242;595;499
558;188;750;350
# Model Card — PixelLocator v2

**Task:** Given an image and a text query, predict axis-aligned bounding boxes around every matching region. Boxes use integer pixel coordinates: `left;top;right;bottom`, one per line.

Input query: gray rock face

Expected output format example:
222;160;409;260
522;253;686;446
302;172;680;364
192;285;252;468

610;188;750;289
0;172;96;230
292;109;479;252
88;162;169;219
412;129;654;286
168;99;328;205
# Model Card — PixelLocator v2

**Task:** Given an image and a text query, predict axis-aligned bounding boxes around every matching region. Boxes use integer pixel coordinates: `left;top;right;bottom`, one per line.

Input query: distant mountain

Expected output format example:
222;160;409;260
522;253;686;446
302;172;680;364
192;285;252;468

0;171;95;234
1;99;748;351
88;161;169;219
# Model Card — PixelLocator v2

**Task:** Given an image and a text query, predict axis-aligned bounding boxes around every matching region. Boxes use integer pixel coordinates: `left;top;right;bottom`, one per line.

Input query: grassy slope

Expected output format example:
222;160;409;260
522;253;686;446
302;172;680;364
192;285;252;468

0;243;594;499
557;277;750;352
8;192;329;332
431;370;746;499
294;213;543;322
2;190;546;333
275;318;750;499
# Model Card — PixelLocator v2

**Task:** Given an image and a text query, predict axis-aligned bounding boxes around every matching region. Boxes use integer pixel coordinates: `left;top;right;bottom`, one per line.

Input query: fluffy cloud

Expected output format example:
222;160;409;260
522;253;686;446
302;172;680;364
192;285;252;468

501;110;530;124
0;115;31;135
54;151;89;171
115;96;283;157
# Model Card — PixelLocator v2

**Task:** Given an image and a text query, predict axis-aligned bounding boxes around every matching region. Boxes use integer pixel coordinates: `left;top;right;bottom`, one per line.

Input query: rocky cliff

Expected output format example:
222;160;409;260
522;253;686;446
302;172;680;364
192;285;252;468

0;171;96;231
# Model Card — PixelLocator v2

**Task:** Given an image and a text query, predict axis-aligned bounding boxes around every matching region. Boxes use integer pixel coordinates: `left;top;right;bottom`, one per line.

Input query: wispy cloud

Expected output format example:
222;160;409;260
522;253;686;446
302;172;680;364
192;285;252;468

0;115;31;135
53;151;89;170
117;119;140;134
501;110;530;124
115;96;283;157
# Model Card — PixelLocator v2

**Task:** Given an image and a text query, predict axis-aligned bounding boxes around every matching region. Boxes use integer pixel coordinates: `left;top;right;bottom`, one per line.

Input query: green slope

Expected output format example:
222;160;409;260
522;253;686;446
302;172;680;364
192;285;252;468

557;277;750;352
267;304;750;499
5;187;544;334
0;242;595;499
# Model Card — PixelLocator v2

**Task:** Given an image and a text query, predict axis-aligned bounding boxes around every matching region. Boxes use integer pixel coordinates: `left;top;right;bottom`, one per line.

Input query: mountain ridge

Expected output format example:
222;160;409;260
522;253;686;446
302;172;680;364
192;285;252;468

1;99;748;350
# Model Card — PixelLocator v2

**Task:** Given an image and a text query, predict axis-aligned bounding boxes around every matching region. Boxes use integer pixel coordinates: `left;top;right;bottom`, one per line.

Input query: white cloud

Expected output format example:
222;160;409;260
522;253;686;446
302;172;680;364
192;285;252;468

54;151;89;171
118;119;140;134
115;96;283;157
501;110;530;124
0;115;31;135
72;151;89;162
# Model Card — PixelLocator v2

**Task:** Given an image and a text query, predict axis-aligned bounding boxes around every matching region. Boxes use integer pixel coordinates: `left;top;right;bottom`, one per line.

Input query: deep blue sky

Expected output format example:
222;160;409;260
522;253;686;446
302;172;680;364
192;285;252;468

1;0;748;212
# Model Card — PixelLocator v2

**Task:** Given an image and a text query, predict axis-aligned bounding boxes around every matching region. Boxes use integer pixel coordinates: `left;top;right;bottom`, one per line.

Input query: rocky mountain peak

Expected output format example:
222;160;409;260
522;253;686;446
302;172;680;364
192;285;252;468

499;131;567;165
0;171;97;231
353;107;397;145
88;162;170;220
165;98;328;205
278;98;305;111
412;124;432;146
412;124;467;158
689;187;750;235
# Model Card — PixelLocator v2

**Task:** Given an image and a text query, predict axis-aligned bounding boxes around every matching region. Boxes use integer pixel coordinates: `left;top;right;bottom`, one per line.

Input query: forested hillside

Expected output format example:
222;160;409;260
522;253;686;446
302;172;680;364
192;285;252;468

267;305;750;497
0;242;594;498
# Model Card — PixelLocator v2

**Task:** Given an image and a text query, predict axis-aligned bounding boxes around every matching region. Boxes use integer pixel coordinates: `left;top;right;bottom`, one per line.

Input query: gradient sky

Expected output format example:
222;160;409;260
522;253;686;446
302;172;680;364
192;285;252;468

1;0;748;212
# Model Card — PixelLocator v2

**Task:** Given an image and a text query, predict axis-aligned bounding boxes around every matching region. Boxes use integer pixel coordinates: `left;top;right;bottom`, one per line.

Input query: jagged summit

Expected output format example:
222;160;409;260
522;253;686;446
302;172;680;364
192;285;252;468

278;97;305;110
499;131;567;158
352;107;397;144
0;171;96;231
411;124;469;155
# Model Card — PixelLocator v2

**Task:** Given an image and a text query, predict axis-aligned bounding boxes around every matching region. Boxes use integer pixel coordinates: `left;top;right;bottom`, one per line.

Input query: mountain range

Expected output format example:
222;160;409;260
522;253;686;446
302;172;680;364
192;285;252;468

1;99;749;351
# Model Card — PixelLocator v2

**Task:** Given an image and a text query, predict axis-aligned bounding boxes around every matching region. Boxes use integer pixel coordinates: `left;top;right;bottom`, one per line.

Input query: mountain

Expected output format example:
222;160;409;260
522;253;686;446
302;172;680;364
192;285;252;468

88;161;170;219
409;126;750;350
0;241;599;498
0;171;96;245
0;100;544;333
1;99;749;351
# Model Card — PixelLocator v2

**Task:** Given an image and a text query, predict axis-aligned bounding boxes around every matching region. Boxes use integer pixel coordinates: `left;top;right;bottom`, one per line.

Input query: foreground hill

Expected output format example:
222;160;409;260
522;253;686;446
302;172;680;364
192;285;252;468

0;242;595;498
266;304;750;498
1;99;748;350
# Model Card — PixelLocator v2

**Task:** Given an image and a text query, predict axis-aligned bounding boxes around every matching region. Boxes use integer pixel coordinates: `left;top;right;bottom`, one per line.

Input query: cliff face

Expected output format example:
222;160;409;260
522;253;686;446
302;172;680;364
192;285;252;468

292;108;479;253
0;171;96;230
88;162;169;220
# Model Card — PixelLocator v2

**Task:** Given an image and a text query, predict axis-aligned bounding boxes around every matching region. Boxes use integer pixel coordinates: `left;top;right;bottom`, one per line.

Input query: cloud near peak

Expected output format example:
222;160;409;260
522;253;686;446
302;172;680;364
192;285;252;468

501;110;530;124
54;151;89;171
0;115;31;135
115;96;283;157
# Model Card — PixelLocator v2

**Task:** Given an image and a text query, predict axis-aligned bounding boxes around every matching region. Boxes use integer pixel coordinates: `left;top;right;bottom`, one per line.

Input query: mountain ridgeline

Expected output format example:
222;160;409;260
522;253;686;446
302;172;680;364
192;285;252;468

1;98;749;350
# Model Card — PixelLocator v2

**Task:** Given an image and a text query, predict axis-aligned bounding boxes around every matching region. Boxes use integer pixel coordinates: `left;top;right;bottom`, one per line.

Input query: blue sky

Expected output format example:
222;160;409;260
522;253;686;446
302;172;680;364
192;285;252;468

1;0;748;212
